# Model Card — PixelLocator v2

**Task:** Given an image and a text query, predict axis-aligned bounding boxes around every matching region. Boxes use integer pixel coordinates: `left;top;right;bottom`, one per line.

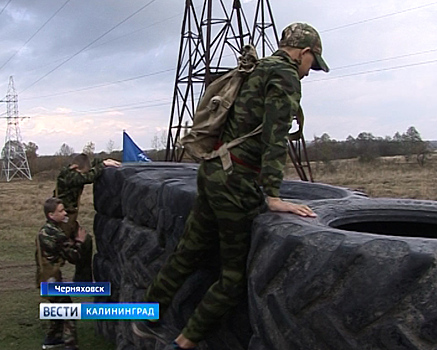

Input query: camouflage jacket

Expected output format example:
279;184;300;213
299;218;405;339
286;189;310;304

35;220;82;284
221;49;302;197
54;158;104;211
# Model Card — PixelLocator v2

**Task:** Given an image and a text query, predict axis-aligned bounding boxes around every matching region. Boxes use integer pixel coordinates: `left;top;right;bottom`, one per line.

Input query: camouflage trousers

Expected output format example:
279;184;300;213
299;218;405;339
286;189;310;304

59;210;94;282
145;158;264;343
45;295;77;347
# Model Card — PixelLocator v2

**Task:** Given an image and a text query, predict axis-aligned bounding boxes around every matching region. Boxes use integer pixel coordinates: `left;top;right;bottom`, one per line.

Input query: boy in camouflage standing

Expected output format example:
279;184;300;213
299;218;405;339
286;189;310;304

133;23;329;349
36;197;88;350
54;153;120;282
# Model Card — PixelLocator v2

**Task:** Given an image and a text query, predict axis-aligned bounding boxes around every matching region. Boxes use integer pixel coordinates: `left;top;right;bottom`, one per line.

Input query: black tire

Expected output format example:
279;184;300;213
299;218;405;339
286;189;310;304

247;198;437;350
93;213;123;259
118;218;167;289
94;166;145;218
279;180;366;200
93;252;122;290
156;177;197;251
94;162;198;218
121;169;198;228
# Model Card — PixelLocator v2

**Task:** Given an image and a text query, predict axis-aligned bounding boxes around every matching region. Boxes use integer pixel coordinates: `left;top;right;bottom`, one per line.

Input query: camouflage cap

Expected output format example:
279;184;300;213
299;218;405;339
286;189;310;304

279;23;329;72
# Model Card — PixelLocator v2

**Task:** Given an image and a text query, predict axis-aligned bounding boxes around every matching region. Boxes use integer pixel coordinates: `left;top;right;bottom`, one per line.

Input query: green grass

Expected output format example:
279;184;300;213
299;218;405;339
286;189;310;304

0;241;116;350
0;180;115;350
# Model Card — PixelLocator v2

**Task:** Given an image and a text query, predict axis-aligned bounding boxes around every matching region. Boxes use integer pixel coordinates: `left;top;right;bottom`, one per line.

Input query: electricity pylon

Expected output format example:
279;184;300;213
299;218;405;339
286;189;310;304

1;76;32;182
165;0;314;181
165;0;278;162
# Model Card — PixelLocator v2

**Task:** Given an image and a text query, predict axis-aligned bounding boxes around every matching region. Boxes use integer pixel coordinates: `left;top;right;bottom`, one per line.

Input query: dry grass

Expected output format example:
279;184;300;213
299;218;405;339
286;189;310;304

0;176;110;350
284;155;437;200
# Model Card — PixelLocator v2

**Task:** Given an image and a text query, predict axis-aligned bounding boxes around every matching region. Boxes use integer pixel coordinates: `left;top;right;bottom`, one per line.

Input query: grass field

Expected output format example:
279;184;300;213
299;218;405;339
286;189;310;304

0;177;115;350
0;158;436;349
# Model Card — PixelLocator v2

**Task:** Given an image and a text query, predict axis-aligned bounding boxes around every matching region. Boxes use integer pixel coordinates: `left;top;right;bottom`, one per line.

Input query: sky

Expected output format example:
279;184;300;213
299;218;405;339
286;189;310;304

0;0;436;155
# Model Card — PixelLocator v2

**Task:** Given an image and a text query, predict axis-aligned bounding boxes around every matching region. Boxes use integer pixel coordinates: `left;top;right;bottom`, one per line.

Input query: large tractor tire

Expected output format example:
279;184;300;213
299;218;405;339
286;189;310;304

279;180;366;200
94;162;198;218
248;198;437;350
92;164;382;350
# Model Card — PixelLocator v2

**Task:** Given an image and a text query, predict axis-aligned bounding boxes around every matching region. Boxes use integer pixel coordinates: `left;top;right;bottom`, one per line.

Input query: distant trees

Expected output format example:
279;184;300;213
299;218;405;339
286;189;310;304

24;141;39;173
106;139;115;154
83;141;95;157
56;143;74;157
151;130;167;150
307;126;432;166
24;141;38;160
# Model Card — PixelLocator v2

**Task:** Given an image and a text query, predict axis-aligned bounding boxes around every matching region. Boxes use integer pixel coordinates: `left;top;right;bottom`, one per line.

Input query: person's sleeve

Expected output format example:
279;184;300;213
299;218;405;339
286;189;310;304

61;158;105;187
59;233;82;264
38;230;58;260
260;68;301;197
38;227;81;264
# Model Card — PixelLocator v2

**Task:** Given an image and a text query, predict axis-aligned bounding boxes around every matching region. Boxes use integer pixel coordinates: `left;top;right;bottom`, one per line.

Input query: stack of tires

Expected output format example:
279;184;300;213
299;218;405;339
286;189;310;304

93;163;437;350
248;197;437;350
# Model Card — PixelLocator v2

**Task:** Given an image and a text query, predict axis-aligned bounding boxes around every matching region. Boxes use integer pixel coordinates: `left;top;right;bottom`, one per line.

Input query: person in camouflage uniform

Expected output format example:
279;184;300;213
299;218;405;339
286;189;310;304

133;23;329;350
36;197;88;350
54;153;120;282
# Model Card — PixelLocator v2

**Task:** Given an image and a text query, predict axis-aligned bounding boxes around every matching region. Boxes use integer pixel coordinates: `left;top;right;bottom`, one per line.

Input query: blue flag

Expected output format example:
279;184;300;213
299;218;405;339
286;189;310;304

122;131;151;163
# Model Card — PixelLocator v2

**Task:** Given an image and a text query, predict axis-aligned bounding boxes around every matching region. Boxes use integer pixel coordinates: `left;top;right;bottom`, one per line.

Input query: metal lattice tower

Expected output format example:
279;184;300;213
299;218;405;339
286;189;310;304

251;0;279;57
1;76;32;182
165;0;314;181
165;0;279;162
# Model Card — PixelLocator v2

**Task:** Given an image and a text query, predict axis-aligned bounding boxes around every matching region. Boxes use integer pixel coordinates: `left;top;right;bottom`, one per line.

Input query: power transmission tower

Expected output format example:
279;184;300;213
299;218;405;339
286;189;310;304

165;0;258;162
1;76;32;182
165;0;314;181
251;0;279;57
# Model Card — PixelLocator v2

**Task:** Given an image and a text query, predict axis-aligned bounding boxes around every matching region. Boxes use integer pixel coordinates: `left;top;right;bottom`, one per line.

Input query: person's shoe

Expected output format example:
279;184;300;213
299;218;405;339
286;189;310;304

41;337;64;349
171;340;198;350
131;320;167;344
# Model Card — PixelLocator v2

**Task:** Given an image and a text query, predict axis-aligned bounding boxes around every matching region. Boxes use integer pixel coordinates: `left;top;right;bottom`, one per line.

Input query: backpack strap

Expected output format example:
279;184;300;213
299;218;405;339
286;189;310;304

205;123;263;174
289;107;305;140
206;106;304;174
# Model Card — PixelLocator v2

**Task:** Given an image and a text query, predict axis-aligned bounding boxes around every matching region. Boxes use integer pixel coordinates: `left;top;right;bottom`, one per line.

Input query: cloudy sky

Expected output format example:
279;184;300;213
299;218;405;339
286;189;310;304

0;0;436;155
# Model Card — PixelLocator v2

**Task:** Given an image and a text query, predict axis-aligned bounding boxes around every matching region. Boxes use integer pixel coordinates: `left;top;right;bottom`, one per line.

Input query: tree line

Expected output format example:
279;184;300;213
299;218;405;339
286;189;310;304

11;125;434;178
306;126;433;166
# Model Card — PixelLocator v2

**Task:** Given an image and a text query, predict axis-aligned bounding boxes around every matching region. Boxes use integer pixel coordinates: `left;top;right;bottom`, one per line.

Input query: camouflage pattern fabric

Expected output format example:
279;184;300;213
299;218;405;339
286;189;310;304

144;49;303;343
279;22;329;72
35;220;83;286
54;158;104;211
58;211;93;282
145;159;265;343
54;158;103;282
221;49;302;197
45;295;78;348
36;222;81;348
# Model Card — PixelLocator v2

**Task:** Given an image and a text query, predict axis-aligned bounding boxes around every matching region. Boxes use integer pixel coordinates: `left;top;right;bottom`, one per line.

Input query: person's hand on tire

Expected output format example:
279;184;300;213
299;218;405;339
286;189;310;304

267;196;317;217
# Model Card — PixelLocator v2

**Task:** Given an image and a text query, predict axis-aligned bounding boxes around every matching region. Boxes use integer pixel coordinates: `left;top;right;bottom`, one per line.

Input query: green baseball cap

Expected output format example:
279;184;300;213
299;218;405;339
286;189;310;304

279;23;329;72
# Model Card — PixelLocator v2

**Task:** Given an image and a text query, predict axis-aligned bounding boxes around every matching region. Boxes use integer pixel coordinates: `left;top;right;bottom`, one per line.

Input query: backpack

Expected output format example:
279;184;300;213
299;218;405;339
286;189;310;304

178;44;263;173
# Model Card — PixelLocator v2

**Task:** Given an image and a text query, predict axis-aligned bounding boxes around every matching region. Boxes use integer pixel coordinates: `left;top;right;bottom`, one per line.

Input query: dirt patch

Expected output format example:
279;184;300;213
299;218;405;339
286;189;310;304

0;263;36;292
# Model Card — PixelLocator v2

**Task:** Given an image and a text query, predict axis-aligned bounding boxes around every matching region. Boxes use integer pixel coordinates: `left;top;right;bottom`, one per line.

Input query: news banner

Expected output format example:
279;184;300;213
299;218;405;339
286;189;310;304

40;282;158;320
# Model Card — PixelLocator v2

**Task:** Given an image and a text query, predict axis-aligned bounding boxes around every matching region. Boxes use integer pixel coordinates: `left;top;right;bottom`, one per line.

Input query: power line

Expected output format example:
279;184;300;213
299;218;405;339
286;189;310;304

20;0;157;93
44;57;437;114
306;58;437;83
92;12;182;50
0;0;71;73
20;46;437;101
13;1;437;118
321;1;437;33
331;48;437;71
20;68;175;101
0;0;12;16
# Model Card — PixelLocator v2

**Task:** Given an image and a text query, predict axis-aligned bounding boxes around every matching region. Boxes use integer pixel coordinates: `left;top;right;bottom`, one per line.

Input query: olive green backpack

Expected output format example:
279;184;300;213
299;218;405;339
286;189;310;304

178;44;262;173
